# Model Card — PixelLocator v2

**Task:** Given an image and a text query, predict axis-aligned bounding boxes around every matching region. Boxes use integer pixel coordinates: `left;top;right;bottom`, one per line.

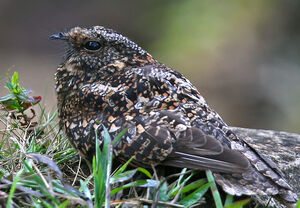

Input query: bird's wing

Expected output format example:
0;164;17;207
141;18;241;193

163;127;250;173
114;111;250;173
140;110;250;173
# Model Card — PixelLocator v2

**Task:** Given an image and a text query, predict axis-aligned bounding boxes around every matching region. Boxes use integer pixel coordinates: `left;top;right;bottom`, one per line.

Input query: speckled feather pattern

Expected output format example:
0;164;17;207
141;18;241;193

53;26;298;206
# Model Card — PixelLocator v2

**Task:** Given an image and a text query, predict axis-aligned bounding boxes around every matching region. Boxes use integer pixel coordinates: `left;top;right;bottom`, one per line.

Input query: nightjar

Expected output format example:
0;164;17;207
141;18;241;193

51;26;298;207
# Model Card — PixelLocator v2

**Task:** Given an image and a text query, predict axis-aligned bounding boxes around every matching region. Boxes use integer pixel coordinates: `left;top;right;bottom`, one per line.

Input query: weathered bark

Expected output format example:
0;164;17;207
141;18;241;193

230;127;300;207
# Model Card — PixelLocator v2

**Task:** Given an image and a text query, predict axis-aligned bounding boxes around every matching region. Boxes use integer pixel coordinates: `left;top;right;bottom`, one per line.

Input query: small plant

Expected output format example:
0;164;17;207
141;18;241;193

0;72;41;112
93;127;112;208
0;72;41;128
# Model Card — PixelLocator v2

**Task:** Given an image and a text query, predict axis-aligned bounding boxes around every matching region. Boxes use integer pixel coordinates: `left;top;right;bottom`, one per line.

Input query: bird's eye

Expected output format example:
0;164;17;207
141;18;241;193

84;41;101;51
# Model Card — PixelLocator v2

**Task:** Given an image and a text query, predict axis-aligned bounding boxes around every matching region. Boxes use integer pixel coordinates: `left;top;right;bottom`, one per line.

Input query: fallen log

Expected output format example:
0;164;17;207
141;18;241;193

230;127;300;207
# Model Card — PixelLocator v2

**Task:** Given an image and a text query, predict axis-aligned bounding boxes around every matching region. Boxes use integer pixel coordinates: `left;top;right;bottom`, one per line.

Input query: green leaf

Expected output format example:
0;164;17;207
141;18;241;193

113;156;134;176
168;170;194;199
158;181;169;202
0;94;14;102
111;169;137;184
27;137;37;152
39;199;54;208
58;199;71;208
56;151;77;164
115;202;123;208
93;138;105;207
139;179;159;188
137;167;152;179
6;169;23;208
51;180;79;197
224;198;251;208
11;72;19;88
169;179;206;198
79;177;92;200
112;128;127;146
110;179;148;195
0;98;21;111
93;125;112;208
6;80;14;91
224;194;234;206
24;158;33;173
103;126;112;208
177;168;188;185
206;170;223;208
112;161;152;183
16;93;28;101
296;199;300;208
179;182;211;207
21;88;32;95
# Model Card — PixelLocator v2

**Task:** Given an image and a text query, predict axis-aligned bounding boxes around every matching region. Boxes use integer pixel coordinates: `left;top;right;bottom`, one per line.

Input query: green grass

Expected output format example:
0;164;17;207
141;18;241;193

0;72;257;207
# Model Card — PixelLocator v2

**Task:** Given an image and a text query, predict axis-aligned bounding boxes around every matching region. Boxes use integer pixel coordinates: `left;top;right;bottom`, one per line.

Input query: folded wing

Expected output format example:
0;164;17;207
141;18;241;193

162;127;250;173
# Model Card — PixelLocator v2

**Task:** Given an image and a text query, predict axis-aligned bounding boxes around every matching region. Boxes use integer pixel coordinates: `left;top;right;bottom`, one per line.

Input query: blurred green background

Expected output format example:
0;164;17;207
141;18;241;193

0;0;300;133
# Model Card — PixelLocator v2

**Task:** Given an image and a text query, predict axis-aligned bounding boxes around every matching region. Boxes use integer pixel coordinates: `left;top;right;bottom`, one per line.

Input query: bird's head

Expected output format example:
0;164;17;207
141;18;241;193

52;26;156;95
51;26;152;71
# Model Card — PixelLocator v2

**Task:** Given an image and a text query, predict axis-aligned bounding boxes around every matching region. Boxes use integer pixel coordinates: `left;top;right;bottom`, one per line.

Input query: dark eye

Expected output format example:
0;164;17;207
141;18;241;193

84;41;101;50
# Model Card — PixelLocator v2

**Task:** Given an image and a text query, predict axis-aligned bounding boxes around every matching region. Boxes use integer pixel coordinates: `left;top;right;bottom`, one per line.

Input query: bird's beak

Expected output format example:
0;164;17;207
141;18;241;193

50;32;68;40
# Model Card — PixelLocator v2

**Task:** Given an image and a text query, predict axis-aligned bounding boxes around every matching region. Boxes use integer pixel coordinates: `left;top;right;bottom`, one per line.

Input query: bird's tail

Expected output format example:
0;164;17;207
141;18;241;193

214;172;299;207
274;191;299;208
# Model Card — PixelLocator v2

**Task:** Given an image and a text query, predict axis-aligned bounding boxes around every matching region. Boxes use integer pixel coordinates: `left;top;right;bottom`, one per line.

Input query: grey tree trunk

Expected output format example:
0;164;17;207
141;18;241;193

230;127;300;207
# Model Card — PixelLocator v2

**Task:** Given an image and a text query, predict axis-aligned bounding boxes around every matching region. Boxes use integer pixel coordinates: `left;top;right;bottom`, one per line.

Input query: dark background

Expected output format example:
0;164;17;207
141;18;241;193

1;0;300;133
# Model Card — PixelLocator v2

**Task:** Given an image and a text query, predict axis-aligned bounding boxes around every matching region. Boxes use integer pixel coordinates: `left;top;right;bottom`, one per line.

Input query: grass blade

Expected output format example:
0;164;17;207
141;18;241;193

179;182;211;207
206;170;223;208
224;194;234;206
58;199;71;208
296;199;300;208
224;198;251;208
111;179;149;195
93;126;112;208
112;128;127;146
113;156;134;176
137;167;152;179
6;169;23;208
110;169;137;184
103;127;112;208
169;179;206;198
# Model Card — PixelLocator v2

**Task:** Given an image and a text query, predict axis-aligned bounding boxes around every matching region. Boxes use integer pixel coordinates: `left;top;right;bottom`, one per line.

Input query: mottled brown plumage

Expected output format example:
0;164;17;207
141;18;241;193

51;26;298;206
